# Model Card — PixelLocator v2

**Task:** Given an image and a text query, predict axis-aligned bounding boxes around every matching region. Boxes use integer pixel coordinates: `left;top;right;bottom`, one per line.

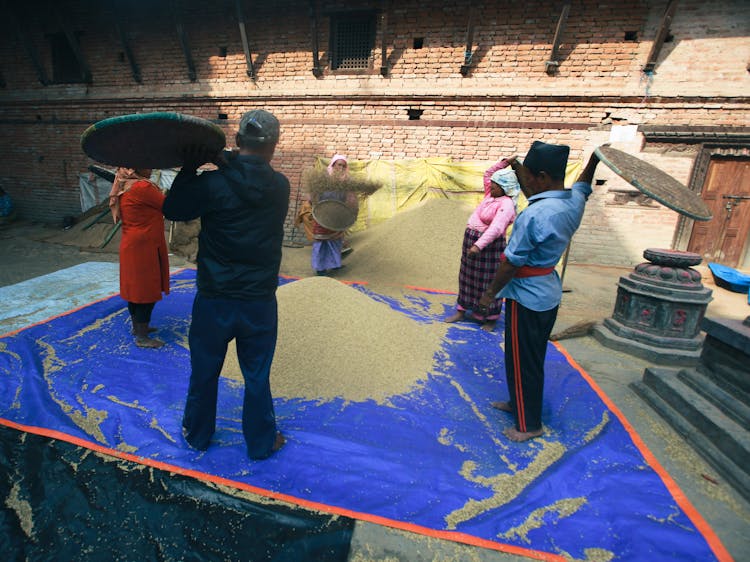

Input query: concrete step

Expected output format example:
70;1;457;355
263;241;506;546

631;367;750;501
632;377;750;503
678;368;750;429
699;317;750;396
641;368;750;465
700;334;750;397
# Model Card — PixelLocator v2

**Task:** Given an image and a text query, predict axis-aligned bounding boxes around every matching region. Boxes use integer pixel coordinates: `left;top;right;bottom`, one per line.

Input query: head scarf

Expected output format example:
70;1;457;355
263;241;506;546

326;154;349;177
490;167;521;211
108;168;152;223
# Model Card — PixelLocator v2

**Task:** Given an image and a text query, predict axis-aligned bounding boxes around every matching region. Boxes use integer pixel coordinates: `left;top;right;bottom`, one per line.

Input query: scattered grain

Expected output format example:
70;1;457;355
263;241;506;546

302;168;381;196
344;198;474;290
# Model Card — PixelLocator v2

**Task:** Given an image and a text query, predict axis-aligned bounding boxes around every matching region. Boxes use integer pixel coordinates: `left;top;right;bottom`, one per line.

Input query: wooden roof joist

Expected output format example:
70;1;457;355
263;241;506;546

171;0;197;82
459;1;475;76
546;2;571;75
235;0;256;79
112;0;142;83
3;0;49;85
379;0;389;77
309;0;323;77
643;0;679;73
51;1;92;83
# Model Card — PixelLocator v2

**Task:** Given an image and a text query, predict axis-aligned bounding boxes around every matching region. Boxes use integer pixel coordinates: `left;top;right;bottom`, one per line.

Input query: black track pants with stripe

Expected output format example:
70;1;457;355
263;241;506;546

503;299;559;433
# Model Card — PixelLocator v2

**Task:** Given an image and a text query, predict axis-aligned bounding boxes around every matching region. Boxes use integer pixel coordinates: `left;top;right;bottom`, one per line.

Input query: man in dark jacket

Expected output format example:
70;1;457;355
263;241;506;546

163;109;289;459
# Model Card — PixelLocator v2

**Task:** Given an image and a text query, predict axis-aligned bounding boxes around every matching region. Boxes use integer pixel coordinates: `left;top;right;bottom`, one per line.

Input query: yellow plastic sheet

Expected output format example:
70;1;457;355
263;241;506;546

313;156;583;233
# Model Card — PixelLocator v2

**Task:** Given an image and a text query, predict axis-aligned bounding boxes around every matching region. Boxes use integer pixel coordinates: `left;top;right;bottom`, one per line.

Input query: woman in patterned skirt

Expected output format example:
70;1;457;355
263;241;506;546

445;164;519;331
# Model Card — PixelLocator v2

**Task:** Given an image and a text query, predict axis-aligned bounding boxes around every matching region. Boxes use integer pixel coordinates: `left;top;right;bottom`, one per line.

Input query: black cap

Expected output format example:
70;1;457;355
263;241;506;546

523;141;569;181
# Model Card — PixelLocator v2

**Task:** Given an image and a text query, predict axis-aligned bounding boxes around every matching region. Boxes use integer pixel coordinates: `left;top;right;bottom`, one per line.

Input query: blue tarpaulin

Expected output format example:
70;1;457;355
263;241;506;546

0;268;729;561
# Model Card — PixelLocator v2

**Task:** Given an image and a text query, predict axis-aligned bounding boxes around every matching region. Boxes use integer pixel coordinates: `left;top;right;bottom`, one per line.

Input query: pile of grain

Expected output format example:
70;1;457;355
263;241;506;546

45;206;121;251
221;276;448;403
343;198;474;290
169;219;201;262
46;197;475;293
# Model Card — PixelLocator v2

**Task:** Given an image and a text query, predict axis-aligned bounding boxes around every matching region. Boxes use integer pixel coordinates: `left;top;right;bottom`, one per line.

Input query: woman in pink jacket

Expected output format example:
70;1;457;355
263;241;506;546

445;163;519;331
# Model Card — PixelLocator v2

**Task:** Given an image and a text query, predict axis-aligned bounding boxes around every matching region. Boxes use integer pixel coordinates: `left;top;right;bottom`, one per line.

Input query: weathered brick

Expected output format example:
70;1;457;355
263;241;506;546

0;0;747;265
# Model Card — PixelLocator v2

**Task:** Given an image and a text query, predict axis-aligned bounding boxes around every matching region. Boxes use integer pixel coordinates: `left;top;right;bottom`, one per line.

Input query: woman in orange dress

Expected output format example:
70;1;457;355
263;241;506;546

109;168;170;348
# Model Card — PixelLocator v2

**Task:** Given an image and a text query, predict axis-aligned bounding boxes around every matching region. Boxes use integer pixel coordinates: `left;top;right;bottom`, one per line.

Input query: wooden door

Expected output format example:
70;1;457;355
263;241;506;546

688;157;750;267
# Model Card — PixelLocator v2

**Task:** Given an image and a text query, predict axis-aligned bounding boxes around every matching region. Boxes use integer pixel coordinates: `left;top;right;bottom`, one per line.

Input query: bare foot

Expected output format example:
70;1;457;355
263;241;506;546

480;320;496;332
491;401;512;412
272;432;286;452
503;427;543;442
249;432;286;460
136;336;164;348
445;311;465;323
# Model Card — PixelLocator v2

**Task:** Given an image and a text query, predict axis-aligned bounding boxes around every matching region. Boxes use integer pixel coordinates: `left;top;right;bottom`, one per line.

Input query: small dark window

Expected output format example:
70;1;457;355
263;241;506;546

219;46;228;57
407;108;423;120
624;31;638;41
330;11;376;71
218;113;228;120
413;37;424;49
49;32;85;83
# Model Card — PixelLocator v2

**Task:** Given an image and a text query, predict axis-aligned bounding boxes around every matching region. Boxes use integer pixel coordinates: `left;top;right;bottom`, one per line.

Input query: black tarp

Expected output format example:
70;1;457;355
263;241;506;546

0;426;354;561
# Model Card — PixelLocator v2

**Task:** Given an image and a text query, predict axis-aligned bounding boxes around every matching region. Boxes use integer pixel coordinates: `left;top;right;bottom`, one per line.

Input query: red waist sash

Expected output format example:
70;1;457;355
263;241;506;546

500;253;555;278
515;265;555;278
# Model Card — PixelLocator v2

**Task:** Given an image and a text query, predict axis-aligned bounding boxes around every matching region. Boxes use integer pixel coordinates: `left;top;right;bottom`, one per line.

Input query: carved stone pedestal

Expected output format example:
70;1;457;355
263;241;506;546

593;248;713;365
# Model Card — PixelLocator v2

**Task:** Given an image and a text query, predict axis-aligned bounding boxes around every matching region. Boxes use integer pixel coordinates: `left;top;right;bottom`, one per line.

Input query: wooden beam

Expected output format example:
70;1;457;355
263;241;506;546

380;0;389;77
51;1;92;83
309;0;323;77
113;0;142;83
3;0;49;85
459;2;475;76
643;0;679;73
172;0;197;81
545;1;571;74
235;0;255;79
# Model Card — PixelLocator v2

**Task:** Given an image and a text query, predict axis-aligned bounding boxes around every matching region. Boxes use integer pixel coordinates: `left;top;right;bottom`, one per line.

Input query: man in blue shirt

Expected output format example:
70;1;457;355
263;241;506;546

478;141;602;442
163;109;290;459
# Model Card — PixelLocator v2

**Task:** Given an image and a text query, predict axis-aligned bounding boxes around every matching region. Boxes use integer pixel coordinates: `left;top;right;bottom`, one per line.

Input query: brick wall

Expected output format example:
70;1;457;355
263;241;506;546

1;0;748;266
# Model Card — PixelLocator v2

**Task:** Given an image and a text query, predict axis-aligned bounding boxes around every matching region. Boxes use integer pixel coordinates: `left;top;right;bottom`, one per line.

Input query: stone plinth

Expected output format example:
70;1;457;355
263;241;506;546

594;248;713;365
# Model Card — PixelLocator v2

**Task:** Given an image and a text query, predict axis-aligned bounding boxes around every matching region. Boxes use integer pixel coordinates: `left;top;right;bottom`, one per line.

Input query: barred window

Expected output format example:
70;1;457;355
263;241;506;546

330;12;376;71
